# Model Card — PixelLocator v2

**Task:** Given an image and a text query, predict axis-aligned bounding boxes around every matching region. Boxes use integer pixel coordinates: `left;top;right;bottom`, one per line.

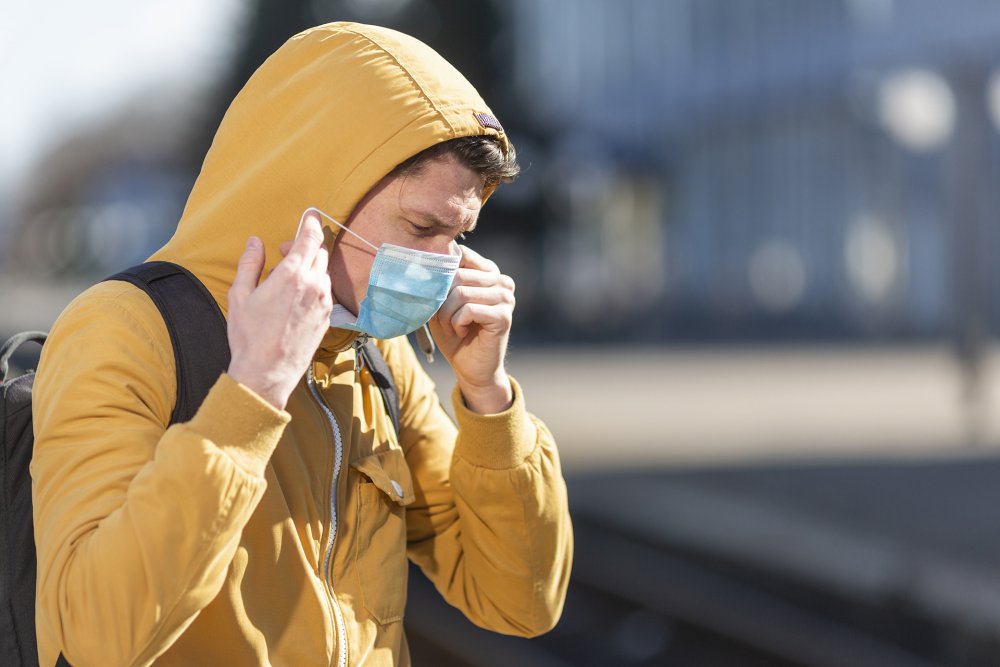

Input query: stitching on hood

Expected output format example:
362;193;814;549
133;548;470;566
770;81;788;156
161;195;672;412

319;24;479;213
340;26;458;136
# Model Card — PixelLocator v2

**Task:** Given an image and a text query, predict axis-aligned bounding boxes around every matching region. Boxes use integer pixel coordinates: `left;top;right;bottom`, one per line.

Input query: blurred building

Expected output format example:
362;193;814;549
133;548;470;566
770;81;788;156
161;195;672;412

499;0;1000;343
7;0;1000;345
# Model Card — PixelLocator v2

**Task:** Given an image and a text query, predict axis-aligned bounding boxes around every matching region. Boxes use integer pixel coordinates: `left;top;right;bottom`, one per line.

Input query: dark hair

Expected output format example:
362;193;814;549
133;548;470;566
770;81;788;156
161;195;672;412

389;135;519;190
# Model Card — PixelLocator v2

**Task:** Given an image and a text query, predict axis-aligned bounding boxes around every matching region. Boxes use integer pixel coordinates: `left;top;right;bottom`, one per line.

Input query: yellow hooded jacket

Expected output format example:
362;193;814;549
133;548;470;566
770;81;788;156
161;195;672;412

31;22;572;666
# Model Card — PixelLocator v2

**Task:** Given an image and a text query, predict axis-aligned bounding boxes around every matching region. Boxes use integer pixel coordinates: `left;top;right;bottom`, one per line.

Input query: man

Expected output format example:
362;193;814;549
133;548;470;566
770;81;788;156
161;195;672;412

31;22;572;666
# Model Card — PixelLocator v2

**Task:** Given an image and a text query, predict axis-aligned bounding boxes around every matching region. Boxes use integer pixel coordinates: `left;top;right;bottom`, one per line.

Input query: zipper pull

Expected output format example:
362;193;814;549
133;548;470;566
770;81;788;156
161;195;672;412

352;334;371;377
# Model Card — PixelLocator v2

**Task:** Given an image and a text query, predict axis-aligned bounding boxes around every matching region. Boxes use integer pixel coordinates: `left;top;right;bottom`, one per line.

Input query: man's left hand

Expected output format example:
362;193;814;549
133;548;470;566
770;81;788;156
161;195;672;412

429;245;515;414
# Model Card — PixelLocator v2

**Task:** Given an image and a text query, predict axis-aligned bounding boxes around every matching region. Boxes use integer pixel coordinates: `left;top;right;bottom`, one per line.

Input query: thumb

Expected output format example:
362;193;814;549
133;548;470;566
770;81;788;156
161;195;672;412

232;236;265;298
429;308;456;341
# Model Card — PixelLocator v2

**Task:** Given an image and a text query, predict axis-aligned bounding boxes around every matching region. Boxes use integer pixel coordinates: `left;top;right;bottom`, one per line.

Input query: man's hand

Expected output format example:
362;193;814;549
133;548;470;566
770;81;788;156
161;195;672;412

226;211;333;410
429;245;515;414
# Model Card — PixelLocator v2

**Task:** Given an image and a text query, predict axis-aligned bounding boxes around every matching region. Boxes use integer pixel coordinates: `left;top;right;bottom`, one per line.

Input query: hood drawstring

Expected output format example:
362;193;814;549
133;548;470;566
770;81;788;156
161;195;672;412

415;325;436;364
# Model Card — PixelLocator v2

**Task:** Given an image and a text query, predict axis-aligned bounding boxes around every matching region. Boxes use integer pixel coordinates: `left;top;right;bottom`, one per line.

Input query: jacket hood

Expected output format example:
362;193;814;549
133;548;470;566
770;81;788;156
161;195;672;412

150;22;508;350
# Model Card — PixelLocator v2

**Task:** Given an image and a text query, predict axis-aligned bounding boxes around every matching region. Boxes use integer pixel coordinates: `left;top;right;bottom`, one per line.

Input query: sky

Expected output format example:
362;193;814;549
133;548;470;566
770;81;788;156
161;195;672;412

0;0;245;196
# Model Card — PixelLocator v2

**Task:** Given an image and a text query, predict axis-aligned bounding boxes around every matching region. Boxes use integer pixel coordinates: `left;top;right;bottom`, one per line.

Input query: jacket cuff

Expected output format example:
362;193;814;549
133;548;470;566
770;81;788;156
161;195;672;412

452;375;538;469
186;373;290;477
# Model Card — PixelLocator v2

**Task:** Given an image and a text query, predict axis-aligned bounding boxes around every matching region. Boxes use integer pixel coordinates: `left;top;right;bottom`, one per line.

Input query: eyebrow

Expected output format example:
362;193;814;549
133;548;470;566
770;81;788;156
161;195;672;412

415;210;477;233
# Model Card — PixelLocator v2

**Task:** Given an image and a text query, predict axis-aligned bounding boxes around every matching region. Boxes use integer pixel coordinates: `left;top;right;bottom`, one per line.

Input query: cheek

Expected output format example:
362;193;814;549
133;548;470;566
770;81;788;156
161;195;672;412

329;238;376;310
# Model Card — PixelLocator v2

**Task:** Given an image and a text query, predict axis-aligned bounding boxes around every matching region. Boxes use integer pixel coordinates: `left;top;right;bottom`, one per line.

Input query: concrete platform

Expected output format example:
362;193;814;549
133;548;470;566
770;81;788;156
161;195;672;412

421;344;1000;471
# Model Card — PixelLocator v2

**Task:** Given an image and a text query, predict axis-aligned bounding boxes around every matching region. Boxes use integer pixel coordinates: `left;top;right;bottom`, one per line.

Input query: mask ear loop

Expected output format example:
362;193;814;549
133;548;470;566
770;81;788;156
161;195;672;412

302;206;379;252
303;207;438;362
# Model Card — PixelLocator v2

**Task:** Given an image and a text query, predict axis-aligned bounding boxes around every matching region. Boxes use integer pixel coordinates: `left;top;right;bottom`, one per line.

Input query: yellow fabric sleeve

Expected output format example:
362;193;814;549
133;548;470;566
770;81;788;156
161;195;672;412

379;337;573;637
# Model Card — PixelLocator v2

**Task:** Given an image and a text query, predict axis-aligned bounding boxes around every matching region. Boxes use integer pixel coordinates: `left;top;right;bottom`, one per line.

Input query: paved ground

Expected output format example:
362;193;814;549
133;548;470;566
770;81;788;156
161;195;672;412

421;343;1000;471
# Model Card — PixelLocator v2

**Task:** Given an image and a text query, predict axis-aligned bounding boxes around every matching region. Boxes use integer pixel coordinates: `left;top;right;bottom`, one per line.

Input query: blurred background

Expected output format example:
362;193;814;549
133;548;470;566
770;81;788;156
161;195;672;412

5;0;1000;665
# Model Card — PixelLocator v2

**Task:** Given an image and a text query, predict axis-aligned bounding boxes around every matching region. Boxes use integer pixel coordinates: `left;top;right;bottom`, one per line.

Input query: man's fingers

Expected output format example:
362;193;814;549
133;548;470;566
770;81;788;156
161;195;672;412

279;240;294;257
231;237;265;298
431;306;457;340
452;267;512;289
434;256;516;342
285;210;324;268
451;302;511;338
438;285;513;324
457;244;500;274
311;244;330;275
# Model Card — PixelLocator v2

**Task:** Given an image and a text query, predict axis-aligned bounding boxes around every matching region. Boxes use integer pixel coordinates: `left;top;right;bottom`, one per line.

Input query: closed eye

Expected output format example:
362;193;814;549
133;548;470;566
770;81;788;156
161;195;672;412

409;220;471;242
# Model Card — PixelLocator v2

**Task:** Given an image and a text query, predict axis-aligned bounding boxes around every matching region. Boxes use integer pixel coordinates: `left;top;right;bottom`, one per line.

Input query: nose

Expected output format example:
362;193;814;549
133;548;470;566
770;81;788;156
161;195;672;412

415;237;459;256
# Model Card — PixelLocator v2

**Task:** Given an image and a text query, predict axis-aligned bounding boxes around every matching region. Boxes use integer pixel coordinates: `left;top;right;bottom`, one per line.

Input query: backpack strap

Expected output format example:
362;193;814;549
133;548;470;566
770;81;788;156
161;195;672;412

358;342;401;438
0;331;47;382
106;261;231;424
47;266;223;667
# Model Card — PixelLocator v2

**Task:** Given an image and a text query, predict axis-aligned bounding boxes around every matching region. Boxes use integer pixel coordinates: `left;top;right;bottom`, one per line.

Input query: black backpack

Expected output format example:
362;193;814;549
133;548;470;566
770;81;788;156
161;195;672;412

1;261;399;667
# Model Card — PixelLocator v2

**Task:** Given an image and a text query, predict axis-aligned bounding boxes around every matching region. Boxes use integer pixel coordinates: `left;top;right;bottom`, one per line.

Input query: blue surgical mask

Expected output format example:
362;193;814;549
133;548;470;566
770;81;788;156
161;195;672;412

304;207;460;339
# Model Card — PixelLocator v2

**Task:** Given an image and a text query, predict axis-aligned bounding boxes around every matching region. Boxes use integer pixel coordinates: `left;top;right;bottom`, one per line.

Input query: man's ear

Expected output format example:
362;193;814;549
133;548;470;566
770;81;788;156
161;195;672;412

481;180;497;203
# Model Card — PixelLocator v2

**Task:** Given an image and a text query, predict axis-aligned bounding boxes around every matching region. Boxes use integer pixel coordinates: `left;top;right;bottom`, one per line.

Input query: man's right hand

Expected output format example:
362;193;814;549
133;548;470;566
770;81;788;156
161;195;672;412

226;210;333;410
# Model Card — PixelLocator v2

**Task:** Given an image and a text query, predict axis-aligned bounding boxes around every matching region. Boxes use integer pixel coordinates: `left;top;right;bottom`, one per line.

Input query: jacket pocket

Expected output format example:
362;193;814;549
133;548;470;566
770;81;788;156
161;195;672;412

351;448;414;625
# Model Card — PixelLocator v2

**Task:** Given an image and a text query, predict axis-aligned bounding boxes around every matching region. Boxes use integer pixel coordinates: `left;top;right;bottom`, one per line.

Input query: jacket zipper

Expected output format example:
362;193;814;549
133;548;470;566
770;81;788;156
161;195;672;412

307;366;349;667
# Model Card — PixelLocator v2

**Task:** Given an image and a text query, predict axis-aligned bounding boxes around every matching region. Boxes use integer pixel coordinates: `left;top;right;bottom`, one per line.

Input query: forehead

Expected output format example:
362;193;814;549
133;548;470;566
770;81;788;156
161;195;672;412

396;155;484;227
